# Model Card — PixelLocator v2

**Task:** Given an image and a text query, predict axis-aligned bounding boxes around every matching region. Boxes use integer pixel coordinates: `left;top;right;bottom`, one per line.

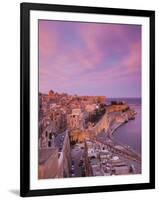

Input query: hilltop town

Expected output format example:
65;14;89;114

38;90;141;179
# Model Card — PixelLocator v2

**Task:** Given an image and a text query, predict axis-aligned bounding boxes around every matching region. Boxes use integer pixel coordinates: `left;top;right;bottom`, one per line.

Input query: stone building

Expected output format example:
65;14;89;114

38;130;71;179
50;109;67;133
55;131;71;177
67;108;85;130
39;124;55;149
38;147;59;179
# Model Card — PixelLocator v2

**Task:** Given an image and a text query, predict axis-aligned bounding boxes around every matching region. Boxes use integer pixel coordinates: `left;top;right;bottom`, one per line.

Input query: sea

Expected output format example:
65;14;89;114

107;98;141;154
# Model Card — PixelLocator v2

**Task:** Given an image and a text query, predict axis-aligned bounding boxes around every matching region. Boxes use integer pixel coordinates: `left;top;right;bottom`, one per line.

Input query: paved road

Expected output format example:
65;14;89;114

71;145;84;177
96;132;141;163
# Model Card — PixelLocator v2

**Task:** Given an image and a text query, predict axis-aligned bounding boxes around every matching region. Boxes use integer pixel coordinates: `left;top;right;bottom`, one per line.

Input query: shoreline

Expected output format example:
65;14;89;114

106;110;141;158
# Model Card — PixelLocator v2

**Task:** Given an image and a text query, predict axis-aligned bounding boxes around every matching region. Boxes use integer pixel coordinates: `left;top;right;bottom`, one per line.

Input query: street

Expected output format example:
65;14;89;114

71;144;84;177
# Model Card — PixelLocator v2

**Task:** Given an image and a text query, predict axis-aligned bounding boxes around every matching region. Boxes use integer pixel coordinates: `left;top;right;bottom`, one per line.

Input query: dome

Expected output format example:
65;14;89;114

48;90;54;96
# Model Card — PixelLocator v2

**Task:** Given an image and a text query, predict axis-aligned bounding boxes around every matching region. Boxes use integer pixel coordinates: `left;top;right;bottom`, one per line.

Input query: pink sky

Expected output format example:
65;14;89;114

39;20;141;98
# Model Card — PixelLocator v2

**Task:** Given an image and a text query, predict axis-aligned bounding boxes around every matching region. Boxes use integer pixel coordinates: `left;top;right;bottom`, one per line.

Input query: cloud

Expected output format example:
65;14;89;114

39;21;59;59
39;20;141;97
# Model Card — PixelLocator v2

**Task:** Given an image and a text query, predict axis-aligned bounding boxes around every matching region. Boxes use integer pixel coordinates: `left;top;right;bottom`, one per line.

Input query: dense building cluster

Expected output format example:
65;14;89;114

38;90;106;179
85;140;135;176
38;90;140;179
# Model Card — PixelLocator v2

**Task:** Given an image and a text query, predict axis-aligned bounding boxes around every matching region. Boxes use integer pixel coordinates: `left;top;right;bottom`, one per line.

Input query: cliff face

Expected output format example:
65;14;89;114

89;104;136;137
69;104;136;143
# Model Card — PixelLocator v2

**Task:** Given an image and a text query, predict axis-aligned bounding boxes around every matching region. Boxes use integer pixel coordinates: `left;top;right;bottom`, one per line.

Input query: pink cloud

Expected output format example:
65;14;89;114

39;21;141;96
39;23;59;58
122;42;141;72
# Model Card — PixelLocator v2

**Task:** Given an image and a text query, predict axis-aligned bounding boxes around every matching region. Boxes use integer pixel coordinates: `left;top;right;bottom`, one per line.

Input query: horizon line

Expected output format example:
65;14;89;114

39;91;141;99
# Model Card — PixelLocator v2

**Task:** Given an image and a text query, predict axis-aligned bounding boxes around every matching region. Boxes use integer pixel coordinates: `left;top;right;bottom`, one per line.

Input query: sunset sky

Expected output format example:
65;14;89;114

39;20;141;98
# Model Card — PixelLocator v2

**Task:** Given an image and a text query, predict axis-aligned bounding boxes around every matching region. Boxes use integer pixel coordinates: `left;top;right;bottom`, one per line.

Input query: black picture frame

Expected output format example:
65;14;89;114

20;2;155;197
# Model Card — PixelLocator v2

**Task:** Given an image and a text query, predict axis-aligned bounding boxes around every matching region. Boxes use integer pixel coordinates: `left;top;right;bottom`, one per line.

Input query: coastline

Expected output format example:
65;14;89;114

113;104;141;154
106;109;141;158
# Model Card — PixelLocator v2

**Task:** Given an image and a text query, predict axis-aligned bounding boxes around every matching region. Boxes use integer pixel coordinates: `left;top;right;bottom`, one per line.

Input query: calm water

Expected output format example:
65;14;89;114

108;98;141;154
